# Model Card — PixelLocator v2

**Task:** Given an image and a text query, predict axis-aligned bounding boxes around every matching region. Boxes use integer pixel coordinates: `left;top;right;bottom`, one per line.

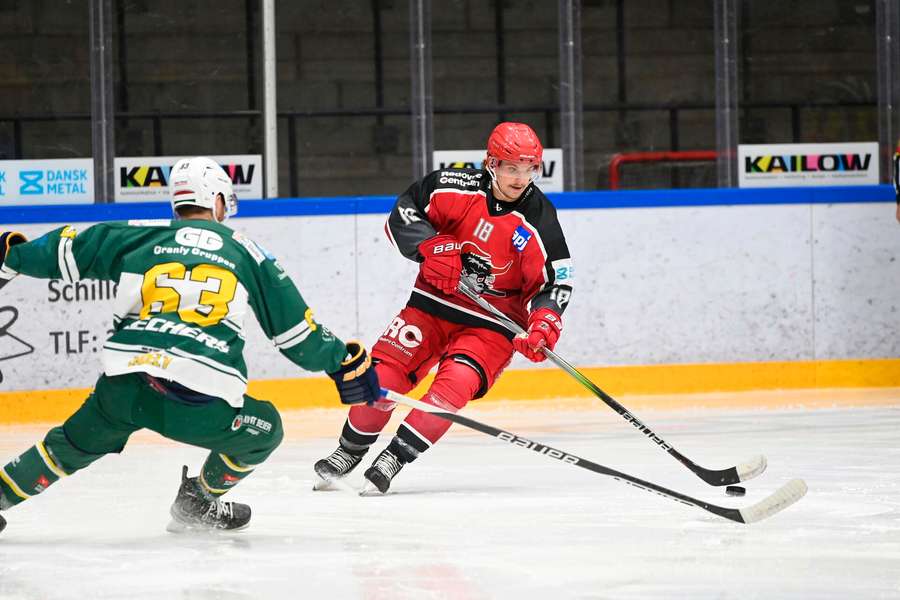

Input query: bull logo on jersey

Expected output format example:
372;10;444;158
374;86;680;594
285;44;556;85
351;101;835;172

460;241;512;297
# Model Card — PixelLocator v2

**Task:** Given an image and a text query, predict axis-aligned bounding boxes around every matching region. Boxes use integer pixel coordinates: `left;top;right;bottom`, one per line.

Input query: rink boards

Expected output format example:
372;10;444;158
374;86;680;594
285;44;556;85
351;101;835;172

0;185;897;422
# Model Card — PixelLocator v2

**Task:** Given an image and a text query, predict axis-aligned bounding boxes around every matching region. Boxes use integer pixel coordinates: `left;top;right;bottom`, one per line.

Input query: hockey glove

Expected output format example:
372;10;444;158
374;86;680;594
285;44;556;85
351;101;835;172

328;341;381;405
0;231;26;265
512;308;562;363
0;231;26;288
418;234;462;295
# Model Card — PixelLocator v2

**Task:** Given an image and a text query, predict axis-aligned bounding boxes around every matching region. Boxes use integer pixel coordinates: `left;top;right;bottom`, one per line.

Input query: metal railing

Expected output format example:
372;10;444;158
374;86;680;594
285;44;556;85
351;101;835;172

608;151;718;190
0;100;876;195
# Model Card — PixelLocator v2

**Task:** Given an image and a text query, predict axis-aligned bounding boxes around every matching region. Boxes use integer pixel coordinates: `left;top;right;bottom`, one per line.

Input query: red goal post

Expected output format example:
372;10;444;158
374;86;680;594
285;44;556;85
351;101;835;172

608;151;717;190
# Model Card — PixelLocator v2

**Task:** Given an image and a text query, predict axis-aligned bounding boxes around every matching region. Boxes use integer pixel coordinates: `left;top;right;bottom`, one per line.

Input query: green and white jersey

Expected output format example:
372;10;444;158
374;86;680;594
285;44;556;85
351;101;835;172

4;219;348;407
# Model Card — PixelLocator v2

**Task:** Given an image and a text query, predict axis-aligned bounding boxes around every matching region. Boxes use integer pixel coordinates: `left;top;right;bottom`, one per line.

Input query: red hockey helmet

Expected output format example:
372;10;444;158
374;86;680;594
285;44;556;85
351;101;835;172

486;122;543;166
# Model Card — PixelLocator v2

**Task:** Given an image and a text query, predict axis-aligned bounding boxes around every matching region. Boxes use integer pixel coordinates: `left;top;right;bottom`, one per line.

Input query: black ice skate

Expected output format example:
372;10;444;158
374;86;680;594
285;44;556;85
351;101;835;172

313;445;367;490
360;448;406;495
0;513;6;534
167;465;251;533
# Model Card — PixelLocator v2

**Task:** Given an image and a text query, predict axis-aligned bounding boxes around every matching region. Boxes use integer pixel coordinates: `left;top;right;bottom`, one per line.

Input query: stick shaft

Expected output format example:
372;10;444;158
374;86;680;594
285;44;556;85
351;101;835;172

382;388;789;523
456;278;753;486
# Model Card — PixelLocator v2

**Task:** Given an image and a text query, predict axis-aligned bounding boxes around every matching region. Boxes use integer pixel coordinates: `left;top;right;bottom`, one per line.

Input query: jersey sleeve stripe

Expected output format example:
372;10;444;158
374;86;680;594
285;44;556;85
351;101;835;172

384;218;398;249
274;328;313;350
511;211;549;264
221;318;245;337
58;237;80;283
511;210;551;291
272;321;311;346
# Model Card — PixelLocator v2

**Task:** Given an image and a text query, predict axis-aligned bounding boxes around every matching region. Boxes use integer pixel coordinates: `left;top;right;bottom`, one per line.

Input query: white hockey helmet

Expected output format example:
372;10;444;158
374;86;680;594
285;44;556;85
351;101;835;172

169;157;238;221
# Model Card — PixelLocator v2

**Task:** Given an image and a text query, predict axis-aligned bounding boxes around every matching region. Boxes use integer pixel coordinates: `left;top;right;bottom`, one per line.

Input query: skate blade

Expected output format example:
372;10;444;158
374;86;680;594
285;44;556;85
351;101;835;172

313;474;357;494
165;519;249;534
312;477;338;491
358;481;385;497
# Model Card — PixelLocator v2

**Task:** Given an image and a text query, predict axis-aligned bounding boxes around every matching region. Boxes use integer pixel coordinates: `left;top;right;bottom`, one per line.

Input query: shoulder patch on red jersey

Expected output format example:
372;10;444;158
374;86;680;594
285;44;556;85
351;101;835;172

511;225;532;252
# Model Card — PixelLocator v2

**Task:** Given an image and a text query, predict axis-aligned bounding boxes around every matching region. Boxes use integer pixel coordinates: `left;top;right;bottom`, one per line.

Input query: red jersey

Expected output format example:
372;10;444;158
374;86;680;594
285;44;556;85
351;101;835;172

384;167;573;338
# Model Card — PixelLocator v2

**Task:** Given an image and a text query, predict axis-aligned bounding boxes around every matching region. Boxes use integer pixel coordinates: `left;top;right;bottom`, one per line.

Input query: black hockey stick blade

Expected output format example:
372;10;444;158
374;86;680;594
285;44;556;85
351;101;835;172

382;388;807;524
456;278;766;487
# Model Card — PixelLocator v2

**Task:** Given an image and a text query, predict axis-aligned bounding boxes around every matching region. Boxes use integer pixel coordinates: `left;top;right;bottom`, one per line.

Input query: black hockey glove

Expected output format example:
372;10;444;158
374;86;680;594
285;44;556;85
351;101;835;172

328;341;380;406
0;231;26;265
0;231;26;289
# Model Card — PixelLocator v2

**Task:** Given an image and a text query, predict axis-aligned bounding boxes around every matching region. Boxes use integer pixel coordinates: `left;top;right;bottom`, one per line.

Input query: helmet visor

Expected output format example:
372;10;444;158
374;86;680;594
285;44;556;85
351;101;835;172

487;158;541;184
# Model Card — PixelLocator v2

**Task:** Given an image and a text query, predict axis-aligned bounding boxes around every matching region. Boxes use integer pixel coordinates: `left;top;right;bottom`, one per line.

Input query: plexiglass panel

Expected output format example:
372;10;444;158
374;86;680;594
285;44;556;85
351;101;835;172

431;1;559;170
0;2;91;159
276;0;411;196
739;1;877;144
583;0;717;189
116;0;258;159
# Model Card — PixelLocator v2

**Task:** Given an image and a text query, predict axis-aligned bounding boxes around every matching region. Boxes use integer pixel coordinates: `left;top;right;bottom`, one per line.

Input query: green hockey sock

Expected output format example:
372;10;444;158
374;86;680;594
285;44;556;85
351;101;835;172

198;452;255;497
0;442;68;509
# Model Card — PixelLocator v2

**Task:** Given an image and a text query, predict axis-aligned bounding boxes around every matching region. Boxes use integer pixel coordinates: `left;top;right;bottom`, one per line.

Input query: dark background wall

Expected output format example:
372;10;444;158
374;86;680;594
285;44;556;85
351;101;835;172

0;0;878;194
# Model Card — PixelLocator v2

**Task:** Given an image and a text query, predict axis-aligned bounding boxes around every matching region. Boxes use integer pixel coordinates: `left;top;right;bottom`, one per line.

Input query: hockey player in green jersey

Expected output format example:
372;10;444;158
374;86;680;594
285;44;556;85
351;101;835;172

0;156;379;533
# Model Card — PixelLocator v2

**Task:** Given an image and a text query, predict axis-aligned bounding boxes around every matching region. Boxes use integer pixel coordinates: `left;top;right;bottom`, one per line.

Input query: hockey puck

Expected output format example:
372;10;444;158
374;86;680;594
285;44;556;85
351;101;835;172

725;485;746;497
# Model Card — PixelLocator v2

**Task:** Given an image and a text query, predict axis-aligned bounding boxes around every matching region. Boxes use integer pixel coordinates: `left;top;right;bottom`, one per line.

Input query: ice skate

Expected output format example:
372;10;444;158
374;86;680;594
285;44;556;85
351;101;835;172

0;513;6;534
313;445;367;491
360;448;406;495
167;465;251;533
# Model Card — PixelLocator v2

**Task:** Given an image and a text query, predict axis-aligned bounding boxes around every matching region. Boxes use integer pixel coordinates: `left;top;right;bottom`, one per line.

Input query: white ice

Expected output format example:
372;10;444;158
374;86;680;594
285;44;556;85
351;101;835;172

1;394;899;600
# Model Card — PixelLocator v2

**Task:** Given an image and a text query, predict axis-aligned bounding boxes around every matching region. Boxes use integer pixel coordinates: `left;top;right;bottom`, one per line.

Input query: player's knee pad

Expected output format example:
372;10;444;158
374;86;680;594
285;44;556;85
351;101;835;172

393;357;484;457
235;400;283;463
424;355;485;412
46;425;105;472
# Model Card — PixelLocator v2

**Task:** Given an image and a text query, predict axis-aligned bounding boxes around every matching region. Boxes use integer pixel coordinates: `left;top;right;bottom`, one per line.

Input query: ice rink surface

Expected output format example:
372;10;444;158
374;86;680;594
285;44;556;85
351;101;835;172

1;391;899;600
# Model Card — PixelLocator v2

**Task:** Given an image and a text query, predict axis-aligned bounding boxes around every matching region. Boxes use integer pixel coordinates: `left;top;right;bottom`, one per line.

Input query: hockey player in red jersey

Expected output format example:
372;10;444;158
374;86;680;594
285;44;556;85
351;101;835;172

314;122;573;494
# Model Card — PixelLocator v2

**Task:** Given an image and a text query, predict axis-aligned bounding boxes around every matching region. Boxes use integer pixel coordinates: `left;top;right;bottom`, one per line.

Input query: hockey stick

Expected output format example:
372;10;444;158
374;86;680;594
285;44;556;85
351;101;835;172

382;388;806;524
457;277;766;487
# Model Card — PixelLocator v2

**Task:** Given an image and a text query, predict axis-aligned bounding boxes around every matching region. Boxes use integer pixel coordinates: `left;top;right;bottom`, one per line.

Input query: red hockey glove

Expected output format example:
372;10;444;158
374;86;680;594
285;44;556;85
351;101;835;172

418;234;462;295
513;308;562;363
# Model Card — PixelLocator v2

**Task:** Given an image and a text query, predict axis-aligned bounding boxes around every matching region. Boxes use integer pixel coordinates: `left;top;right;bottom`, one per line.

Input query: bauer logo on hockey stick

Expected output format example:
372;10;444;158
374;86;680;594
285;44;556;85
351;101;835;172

497;431;579;464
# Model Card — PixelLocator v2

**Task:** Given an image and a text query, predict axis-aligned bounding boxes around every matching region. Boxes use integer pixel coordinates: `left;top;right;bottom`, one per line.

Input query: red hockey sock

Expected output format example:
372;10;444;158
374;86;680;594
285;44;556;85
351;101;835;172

341;361;413;450
398;358;482;455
